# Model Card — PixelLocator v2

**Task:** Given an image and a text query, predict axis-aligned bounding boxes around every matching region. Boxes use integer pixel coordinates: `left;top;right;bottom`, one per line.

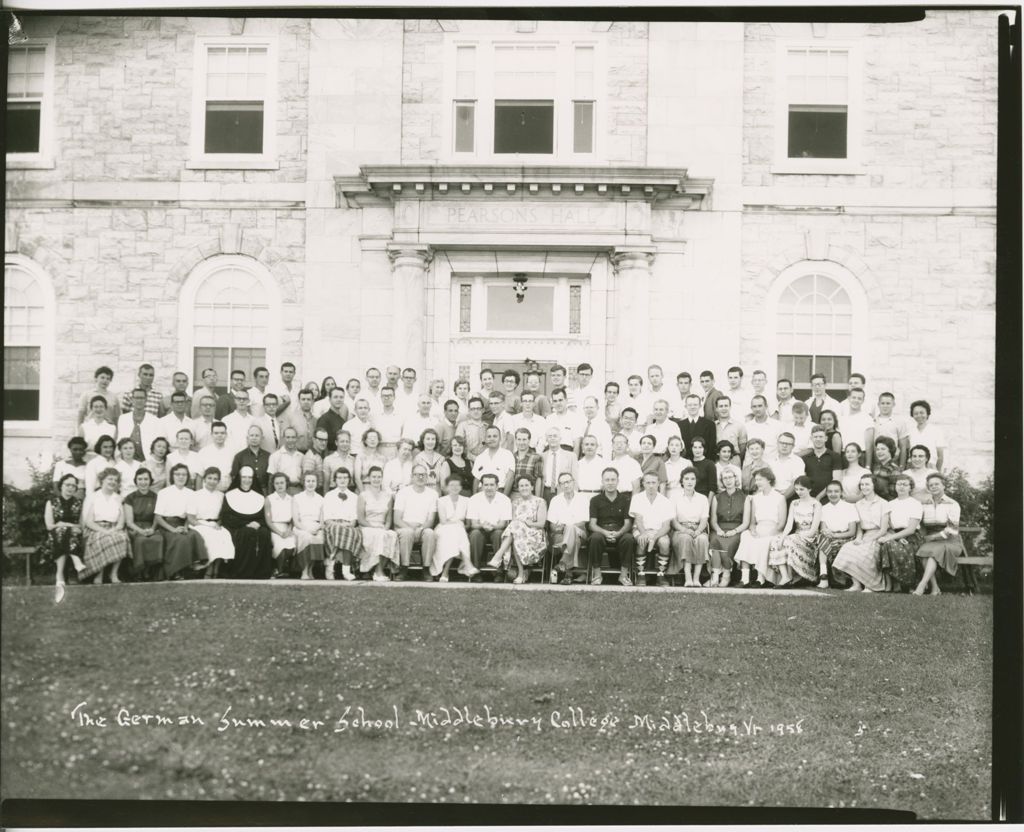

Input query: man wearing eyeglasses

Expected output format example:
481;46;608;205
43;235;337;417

393;464;438;581
767;432;806;501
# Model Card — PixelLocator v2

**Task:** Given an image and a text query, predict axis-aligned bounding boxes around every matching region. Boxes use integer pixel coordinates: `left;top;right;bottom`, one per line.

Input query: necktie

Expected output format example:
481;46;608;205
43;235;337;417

271;418;278;446
131;419;144;461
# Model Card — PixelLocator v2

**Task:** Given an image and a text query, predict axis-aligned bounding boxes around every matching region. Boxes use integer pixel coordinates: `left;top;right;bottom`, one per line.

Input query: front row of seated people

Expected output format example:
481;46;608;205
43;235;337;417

45;451;964;595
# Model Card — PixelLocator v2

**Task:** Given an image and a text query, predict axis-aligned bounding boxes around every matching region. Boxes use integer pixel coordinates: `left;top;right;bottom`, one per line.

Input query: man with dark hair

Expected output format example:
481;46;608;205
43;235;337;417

120;363;164;417
587;468;636;586
252;393;285;454
249;366;272;418
315;387;351;454
268;361;297;414
284;388;318;452
524;370;552;417
698;371;723;422
161;371;192;415
669;371;692;421
158;390;197;446
805;373;841;424
116;388;161;462
773;378;796;424
466;473;512;580
216;369;247;419
675;394;716;454
192;368;220;418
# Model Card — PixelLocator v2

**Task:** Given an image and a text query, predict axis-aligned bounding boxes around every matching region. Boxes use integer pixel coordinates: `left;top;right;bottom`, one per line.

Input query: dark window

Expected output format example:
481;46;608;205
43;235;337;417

204;102;264;154
454;102;475;152
788;106;847;159
494;100;553;154
6;102;40;153
194;346;266;397
4;346;40;421
778;353;850;402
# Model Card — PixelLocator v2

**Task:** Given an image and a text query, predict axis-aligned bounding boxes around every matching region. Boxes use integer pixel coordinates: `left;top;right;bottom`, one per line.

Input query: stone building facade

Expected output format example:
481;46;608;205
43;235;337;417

4;12;999;484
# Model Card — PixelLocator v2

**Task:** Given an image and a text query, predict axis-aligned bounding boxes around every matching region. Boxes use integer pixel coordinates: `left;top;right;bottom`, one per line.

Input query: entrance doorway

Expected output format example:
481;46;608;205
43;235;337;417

483;359;559;398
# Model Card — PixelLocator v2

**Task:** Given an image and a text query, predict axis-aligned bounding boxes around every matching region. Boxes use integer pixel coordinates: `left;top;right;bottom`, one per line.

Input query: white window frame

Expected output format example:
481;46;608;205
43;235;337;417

441;34;606;164
771;40;864;176
176;255;283;379
187;35;279;170
6;38;56;170
764;260;869;391
3;255;56;433
450;274;590;340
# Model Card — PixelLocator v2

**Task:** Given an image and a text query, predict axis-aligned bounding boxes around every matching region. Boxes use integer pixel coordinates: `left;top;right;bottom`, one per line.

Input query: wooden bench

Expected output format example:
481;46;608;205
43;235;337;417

956;526;992;595
3;545;36;584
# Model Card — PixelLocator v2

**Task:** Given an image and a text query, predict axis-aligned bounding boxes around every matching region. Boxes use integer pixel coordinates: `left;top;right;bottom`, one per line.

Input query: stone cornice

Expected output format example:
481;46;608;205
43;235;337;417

335;165;713;210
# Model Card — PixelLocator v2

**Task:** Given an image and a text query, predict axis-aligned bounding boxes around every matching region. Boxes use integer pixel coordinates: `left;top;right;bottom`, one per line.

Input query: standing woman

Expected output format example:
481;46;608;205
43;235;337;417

303;381;321;404
80;396;117;450
832;474;890;592
906;400;946;473
903;445;938;503
146;437;171;491
662;436;690;499
912;473;964;596
292;472;326;580
356;466;398;582
115;439;142;497
839;443;871;503
155;463;204;581
44;473;86;598
265;472;298;578
220;466;274;579
734;468;788;587
186;467;234;578
768;475;822;587
487;475;548;584
819;410;844;456
84;435;118;494
414;429;446;495
123;468;163;580
670;468;711;587
714;441;743;493
323;468;363;581
431;475;479;582
439;435;474;495
80;468;131;584
708;468;749;587
871;436;902;500
740;438;768;494
312;376;337;419
877;474;924;593
813;481;859;588
355;429;388;489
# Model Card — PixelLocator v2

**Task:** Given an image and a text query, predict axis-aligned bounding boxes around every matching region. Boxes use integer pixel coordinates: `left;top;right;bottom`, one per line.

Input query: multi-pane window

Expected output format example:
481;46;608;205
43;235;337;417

204;46;267;154
493;45;556;154
453;46;476;153
192;267;270;394
785;48;849;159
4;264;46;421
572;46;595;154
453;276;588;337
776;273;853;400
6;43;52;160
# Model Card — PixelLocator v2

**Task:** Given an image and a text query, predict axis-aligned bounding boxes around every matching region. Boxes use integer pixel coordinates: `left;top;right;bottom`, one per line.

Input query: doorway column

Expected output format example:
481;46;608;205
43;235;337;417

386;243;433;373
610;247;656;377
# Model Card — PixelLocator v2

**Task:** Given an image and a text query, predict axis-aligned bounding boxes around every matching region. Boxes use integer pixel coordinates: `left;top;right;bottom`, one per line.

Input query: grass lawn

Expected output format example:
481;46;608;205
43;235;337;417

1;583;991;818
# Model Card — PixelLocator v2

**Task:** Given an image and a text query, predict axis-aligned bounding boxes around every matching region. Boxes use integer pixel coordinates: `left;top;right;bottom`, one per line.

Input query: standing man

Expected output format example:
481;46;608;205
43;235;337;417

455;397;488;461
222;388;255;453
645;364;668;421
393;465;438;581
578;395;614;458
78;366;119;425
116;388;161;462
466;473;512;580
436;399;461;457
547;471;591;584
773;378;796;424
342;399;374;456
196;421;234;491
511;391;547;452
248;367;272;419
483;391;516;448
230;425;271;486
539;427;578;502
162;373;193;419
376;387;403;461
120;363;164;417
384;365;401;391
603;381;623;433
669;371;693;421
545;388;585;456
574;363;600;410
805;373;842;424
745;395;780;460
644;399;682;456
698;371;724;422
767;432;805;501
268;361;298;415
623;375;651;427
402;394;439;444
803;425;839;500
252;393;285;454
157;391;197;446
676;394;716;456
268;426;304;494
839;373;877;419
395;367;420;419
587;468;636;586
471;426;516;493
284;388;319;452
301;428;330;493
750;370;776;415
315;387;351;454
713;396;747;459
724;366;749;413
506;428;544;497
842;387;877;468
575;435;608;495
191;368;220;418
217;369;247;419
363;367;384;416
874;392;909;467
192;394;218;450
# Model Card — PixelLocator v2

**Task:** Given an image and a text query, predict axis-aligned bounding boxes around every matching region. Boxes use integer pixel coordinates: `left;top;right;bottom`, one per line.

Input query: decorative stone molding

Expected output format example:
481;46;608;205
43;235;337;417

610;248;656;273
386;244;433;270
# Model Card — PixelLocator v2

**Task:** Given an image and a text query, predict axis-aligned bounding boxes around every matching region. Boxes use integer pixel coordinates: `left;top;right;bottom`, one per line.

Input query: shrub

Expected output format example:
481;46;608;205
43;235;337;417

942;468;993;558
2;458;57;577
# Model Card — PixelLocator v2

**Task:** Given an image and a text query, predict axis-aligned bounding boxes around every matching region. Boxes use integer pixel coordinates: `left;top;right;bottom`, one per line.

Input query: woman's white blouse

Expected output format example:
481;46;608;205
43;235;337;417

155;485;191;518
323;488;358;522
886;496;923;530
921;496;961;528
188;488;224;521
88;490;123;523
293;491;324;528
820;500;859;532
267;492;294;523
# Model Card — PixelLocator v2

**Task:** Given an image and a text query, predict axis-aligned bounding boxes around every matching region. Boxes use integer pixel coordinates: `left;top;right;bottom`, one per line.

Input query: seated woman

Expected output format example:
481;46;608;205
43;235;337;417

832;474;890;592
265;472;298;578
813;481;859;588
487;475;548;584
414;429;446;495
146;437;170;491
186;467;235;578
115;438;142;497
903;445;938;503
154;463;205;581
383;439;416;495
323;467;363;581
80;467;131;584
356;465;398;582
670;468;710;587
871;436;902;500
292;472;326;580
714;441;743;493
912;473;964;596
839;443;871;503
734;467;787;587
84;435;118;494
431;475;479;582
45;473;86;599
767;475;822;588
708;467;749;588
122;468;163;580
220;466;274;579
662;436;690;498
687;438;718;497
877;474;924;593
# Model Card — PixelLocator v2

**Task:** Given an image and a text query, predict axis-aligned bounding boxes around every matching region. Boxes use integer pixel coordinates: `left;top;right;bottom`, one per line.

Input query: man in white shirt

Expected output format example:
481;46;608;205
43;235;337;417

384;365;401;392
196;421;234;491
471;426;516;493
539;426;579;501
622;375;651;427
616;407;646;455
713;396;747;459
466;473;513;580
724;366;750;415
222;389;255;453
339;377;362;418
402;395;439;445
572;363;601;414
393;464;438;581
547;471;591;584
745;395;781;460
117;388;161;461
575;435;608;494
644;364;669;422
788;401;816;456
669;371;693;421
192;394;218;450
394;367;420;420
373;386;404;460
767;433;806;499
248;366;272;418
511;391;547;452
283;388;319;452
805;373;842;425
342;399;375;456
838;373;877;420
578;395;614;457
160;371;192;416
629;471;674;586
750;369;777;416
644;399;682;455
608;433;643;494
773;378;797;424
484;390;517;449
363;367;384;417
842;387;877;468
267;361;298;415
190;368;220;419
545;388;585;455
874;391;910;467
267;426;304;493
252;393;285;454
157;392;197;447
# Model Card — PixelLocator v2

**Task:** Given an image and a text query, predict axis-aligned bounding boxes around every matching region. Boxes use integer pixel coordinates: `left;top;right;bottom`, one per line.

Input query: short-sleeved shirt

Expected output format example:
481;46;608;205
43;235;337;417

820;499;859;533
921;495;960;528
155;485;191;518
745;417;781;459
589;490;632;532
670;490;710;525
196;444;234;490
886;496;923;530
906;423;946;463
713;419;747;455
643;419;682;454
471;448;516;486
855;495;885;530
873;414;909;446
803;449;839;494
547;491;591;527
466;491;513;526
268;449;305;485
576;455;609;492
629;491;676;531
393;486;438;526
187;487;224;521
767;454;806;494
609;454;643;493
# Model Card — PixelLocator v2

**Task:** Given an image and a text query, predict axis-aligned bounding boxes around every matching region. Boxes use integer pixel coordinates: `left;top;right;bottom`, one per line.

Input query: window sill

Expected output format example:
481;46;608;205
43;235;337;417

770;160;866;176
186;156;279;171
3;423;52;438
6;155;55;170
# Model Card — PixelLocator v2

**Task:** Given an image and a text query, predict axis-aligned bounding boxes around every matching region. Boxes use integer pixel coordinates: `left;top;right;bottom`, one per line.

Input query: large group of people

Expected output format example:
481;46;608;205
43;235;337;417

42;360;966;598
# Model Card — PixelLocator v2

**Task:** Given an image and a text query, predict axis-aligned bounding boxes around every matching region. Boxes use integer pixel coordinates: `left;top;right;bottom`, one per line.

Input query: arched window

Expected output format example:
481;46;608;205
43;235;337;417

4;256;55;425
769;263;867;401
178;256;281;395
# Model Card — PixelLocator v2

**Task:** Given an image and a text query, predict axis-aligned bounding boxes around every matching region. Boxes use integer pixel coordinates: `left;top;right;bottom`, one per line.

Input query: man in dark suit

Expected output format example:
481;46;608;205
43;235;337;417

673;393;717;457
230;424;271;487
698;371;724;421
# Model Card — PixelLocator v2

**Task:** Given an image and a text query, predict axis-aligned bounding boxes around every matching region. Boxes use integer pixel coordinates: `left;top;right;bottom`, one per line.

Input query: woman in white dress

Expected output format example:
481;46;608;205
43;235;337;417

293;472;326;580
115;438;142;497
84;435;118;494
662;436;690;498
839;443;871;503
186;467;234;577
167;428;203;488
832;474;890;592
264;472;298;578
734;467;788;587
414;429;446;495
431;475;479;582
670;468;710;587
356;466;397;582
814;481;859;588
323;467;363;581
79;395;116;451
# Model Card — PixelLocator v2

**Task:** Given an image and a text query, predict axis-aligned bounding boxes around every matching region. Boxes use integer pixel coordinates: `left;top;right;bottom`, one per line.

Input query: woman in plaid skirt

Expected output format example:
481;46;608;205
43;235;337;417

81;467;130;584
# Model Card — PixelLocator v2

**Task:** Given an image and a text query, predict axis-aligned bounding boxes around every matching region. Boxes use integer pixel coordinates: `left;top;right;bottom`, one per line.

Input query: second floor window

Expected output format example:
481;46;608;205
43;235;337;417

785;47;849;159
6;41;54;164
